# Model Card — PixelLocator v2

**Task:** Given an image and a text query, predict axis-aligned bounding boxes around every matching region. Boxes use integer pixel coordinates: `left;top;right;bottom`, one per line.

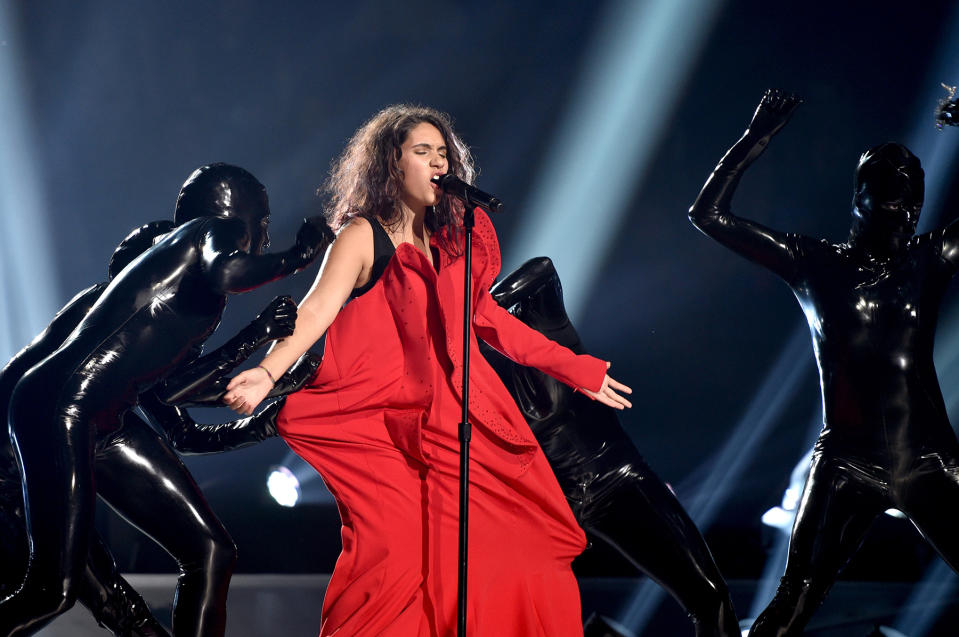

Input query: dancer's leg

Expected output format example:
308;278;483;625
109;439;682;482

898;449;959;571
77;533;171;636
585;457;738;637
749;453;885;637
0;382;96;636
94;414;235;637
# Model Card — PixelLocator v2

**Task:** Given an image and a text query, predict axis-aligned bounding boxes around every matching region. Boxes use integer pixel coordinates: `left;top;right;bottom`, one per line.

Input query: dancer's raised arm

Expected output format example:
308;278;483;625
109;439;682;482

689;89;803;281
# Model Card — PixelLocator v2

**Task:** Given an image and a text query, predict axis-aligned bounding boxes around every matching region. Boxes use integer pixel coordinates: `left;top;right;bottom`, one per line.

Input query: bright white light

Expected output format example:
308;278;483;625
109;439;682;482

267;465;300;508
761;506;795;530
781;483;801;511
884;508;907;519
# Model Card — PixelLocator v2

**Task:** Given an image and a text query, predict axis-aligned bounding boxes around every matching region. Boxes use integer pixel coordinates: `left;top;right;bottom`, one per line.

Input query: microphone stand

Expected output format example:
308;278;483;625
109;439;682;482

457;202;474;637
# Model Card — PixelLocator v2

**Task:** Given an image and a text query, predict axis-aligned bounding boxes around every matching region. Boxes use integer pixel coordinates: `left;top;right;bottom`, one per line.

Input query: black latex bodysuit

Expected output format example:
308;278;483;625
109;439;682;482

0;262;315;637
484;257;740;637
0;164;332;637
0;279;161;635
690;91;959;636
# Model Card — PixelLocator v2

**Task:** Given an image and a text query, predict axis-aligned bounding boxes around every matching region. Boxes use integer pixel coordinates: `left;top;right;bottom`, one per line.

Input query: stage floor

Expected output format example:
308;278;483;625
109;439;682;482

34;575;959;636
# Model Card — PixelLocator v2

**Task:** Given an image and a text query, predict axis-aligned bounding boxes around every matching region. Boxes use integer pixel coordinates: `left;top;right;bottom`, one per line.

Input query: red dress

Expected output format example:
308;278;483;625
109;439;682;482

278;209;607;636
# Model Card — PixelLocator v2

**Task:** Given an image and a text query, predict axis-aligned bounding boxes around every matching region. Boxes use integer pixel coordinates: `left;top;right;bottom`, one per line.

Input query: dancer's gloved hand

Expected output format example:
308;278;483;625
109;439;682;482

155;295;297;405
164;397;285;454
248;295;297;347
689;89;803;235
580;362;633;410
746;89;803;141
289;216;335;271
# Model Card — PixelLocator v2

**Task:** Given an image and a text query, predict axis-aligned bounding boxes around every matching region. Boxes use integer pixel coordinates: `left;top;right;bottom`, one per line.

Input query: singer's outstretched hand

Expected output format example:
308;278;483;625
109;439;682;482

581;362;632;410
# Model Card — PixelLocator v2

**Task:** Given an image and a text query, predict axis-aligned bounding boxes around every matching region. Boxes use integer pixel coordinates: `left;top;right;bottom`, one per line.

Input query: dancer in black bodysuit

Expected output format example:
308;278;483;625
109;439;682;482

690;90;959;636
0;163;332;637
0;222;180;636
484;257;740;637
0;224;305;637
1;234;318;637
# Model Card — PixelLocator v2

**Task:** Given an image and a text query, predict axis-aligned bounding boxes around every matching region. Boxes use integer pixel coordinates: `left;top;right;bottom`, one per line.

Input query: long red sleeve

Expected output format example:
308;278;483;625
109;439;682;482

459;207;606;394
474;290;607;393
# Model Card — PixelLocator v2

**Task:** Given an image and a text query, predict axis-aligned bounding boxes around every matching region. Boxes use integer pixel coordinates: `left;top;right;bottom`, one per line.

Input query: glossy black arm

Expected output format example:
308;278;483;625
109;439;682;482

689;90;804;281
155;296;297;405
140;352;320;453
164;351;321;409
200;216;333;295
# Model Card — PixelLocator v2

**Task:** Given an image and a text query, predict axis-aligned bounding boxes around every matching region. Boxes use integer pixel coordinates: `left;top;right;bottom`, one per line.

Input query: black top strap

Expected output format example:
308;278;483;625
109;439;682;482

350;216;397;299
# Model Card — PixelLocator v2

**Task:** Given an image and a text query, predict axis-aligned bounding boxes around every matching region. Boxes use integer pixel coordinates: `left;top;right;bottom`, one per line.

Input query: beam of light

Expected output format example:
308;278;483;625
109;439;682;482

618;327;812;631
0;4;60;363
502;0;727;320
893;560;957;637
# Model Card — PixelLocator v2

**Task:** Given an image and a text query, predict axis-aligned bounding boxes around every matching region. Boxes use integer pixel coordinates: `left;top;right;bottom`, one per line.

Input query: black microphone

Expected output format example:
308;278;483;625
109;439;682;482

432;174;503;213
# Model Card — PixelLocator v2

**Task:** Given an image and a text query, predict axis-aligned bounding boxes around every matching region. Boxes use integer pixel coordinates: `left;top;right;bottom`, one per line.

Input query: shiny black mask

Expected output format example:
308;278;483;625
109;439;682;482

852;142;924;236
174;163;271;252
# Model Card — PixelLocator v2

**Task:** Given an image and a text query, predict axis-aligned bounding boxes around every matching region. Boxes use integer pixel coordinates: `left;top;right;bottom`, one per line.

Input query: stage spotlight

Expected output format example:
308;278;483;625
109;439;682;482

760;506;793;530
267;465;300;508
761;479;804;529
761;447;813;530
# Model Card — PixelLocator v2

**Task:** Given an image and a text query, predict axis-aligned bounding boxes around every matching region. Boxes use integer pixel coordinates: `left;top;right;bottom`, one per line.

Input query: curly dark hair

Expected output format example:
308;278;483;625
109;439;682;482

322;104;476;255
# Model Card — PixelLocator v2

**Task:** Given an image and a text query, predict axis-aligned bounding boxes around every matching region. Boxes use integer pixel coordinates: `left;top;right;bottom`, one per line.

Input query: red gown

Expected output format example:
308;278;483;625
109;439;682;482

278;209;607;636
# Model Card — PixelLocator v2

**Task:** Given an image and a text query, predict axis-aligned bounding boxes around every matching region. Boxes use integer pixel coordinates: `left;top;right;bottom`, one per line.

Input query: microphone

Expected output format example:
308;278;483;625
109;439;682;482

432;174;503;213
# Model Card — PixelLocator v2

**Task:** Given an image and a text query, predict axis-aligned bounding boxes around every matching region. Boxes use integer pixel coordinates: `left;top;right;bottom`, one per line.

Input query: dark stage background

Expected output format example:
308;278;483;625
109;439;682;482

5;1;959;634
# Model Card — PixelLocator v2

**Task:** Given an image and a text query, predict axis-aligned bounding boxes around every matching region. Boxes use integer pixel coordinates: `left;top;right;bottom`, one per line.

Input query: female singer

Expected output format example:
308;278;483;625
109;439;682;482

224;105;631;636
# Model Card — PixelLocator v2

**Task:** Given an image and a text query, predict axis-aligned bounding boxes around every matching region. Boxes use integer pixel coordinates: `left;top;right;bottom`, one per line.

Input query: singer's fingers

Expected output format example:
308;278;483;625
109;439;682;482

599;393;625;410
607;376;632;394
606;388;632;409
584;386;625;410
